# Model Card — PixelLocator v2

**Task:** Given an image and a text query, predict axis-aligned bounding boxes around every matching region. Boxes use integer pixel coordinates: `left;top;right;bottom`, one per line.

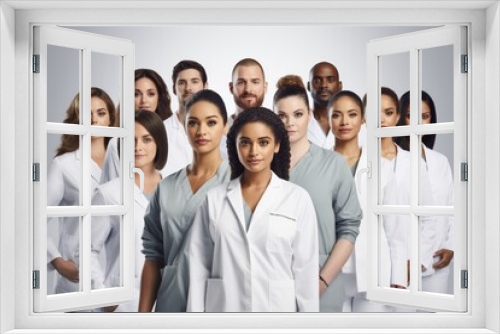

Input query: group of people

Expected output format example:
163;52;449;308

46;58;454;313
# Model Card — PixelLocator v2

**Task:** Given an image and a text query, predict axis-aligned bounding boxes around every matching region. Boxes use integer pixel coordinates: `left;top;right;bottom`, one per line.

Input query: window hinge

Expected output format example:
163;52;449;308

461;162;468;181
33;54;40;73
33;163;40;182
33;270;40;289
461;54;468;73
461;270;468;289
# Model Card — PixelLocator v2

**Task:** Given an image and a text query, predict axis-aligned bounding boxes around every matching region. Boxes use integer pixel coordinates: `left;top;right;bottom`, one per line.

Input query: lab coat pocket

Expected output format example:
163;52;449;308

269;280;296;312
267;213;297;254
205;278;225;312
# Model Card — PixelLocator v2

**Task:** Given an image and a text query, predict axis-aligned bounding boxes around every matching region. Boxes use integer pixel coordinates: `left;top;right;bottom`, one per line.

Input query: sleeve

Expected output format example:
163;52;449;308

333;157;363;243
46;159;66;263
186;197;214;312
292;190;319;312
90;187;113;290
382;177;409;287
100;138;120;184
420;166;437;276
141;184;165;263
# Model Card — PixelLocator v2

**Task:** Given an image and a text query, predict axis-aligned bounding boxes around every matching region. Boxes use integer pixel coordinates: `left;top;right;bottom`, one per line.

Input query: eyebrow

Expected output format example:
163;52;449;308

239;136;272;140
187;115;220;120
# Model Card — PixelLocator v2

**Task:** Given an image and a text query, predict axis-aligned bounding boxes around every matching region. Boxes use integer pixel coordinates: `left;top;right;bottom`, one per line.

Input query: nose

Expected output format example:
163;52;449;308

197;123;207;136
320;78;328;88
91;112;97;125
341;115;349;126
249;142;258;156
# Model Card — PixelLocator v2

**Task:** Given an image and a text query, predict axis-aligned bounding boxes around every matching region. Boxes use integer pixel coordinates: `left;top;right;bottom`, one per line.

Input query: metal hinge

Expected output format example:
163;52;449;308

33;163;40;182
461;54;468;73
33;54;40;73
461;162;468;181
461;270;468;289
33;270;40;289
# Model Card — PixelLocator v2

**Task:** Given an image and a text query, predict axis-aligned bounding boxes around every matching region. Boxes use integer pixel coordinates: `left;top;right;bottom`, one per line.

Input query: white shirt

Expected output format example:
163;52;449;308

307;116;335;150
162;112;193;178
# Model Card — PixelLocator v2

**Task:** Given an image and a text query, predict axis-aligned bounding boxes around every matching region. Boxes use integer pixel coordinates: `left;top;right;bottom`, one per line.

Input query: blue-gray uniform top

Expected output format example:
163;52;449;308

290;143;362;312
142;161;230;312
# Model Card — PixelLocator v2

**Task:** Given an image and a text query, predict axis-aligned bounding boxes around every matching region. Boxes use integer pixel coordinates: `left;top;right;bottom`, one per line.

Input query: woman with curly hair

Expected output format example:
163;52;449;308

273;82;362;312
187;107;319;312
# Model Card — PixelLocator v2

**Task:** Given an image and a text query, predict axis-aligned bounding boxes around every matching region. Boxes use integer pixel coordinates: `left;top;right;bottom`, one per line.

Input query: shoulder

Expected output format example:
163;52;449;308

94;178;120;204
51;151;77;169
311;144;346;165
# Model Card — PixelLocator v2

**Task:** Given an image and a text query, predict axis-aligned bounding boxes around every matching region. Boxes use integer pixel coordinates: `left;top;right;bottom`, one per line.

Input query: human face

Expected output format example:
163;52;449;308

134;122;157;169
91;97;111;127
135;77;159;112
236;122;280;176
230;65;268;111
380;94;399;127
309;63;342;107
330;96;363;142
186;100;227;154
174;69;206;107
404;100;432;125
274;96;310;145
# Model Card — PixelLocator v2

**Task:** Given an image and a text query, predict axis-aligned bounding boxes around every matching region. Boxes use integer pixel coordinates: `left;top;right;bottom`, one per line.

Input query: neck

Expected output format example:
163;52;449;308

312;104;328;119
334;138;360;156
241;169;272;189
290;137;311;169
90;137;105;165
190;149;222;176
138;163;158;180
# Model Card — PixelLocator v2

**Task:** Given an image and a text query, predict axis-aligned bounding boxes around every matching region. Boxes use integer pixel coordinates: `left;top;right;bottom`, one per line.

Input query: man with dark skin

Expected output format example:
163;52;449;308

307;62;343;148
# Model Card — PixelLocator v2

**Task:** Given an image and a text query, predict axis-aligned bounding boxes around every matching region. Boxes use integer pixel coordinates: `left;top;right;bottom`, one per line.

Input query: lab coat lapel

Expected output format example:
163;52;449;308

134;184;149;210
247;173;281;235
226;177;246;232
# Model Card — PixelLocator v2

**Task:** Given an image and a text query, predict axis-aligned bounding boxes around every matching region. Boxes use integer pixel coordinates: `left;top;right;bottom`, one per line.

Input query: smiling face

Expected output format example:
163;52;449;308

330;95;363;142
135;77;159;112
274;95;310;145
380;94;399;127
236;121;280;176
90;96;111;127
174;68;207;107
230;65;268;111
134;122;157;169
185;100;227;154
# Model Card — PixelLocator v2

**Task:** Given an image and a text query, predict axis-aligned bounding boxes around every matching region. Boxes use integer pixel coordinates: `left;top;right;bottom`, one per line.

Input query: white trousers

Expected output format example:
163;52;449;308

342;273;394;312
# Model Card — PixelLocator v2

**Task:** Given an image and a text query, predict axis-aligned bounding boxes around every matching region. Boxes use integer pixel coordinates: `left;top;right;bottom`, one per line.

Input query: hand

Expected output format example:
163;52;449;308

103;305;118;312
433;249;454;269
52;258;79;283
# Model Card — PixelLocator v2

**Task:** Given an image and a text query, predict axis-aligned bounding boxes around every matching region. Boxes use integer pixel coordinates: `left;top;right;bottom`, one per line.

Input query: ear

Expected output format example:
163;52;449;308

274;142;280;154
307;82;311;92
223;121;229;136
204;82;209;89
264;81;268;94
228;82;234;94
339;81;343;91
173;84;177;96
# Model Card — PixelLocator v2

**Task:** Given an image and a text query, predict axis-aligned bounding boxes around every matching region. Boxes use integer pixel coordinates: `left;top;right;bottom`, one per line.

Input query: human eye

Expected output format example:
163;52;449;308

422;113;430;120
239;139;249;146
187;120;197;127
332;112;340;119
98;110;107;117
207;120;217;126
143;136;153;143
349;112;358;118
192;78;200;84
295;111;304;118
259;139;269;146
385;111;393;117
134;91;141;98
278;113;287;120
148;91;156;97
327;77;335;83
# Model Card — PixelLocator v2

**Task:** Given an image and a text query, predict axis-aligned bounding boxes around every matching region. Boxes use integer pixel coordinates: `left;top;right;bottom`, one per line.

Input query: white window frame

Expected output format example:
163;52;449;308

32;25;136;312
1;2;498;333
365;25;467;312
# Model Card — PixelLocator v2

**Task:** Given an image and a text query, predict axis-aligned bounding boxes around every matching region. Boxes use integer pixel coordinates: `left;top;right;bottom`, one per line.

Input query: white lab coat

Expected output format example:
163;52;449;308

91;178;148;312
344;148;391;291
161;112;193;178
46;149;102;294
382;145;437;287
187;173;319;312
307;116;335;150
100;138;119;184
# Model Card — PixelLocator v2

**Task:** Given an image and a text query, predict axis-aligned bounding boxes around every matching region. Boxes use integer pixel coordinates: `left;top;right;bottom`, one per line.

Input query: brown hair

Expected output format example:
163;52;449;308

135;68;173;120
56;87;116;157
135;110;168;170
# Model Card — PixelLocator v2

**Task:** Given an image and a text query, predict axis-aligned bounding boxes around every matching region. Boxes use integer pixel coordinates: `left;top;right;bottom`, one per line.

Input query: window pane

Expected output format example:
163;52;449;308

380;136;411;205
47;216;82;295
47;45;81;124
47;134;82;207
91;215;122;291
91;52;120;128
420;133;454;206
379;52;409;128
93;137;122;200
419;215;454;296
421;45;454;124
380;214;410;291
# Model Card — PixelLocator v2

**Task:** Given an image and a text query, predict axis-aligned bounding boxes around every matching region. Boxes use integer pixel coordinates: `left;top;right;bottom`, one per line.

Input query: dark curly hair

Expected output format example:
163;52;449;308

227;107;290;180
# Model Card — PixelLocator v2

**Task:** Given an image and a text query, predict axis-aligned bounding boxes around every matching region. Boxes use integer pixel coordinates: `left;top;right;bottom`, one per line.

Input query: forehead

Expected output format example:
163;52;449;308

187;100;220;116
381;94;397;108
134;122;150;134
135;77;156;87
333;96;360;110
176;68;203;81
276;95;308;111
91;96;107;108
233;65;264;81
311;64;338;78
238;121;274;138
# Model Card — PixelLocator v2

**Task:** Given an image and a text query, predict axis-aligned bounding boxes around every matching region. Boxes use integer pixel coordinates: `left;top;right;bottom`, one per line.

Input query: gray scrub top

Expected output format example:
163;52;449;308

290;144;362;312
142;161;230;312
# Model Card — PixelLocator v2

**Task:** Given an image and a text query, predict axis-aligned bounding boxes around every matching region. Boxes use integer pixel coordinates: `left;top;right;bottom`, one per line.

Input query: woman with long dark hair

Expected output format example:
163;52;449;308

187;107;319;312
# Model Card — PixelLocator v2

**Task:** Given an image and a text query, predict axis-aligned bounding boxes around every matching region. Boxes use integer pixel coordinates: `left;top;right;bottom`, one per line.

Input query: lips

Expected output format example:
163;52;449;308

196;139;209;145
247;159;262;165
